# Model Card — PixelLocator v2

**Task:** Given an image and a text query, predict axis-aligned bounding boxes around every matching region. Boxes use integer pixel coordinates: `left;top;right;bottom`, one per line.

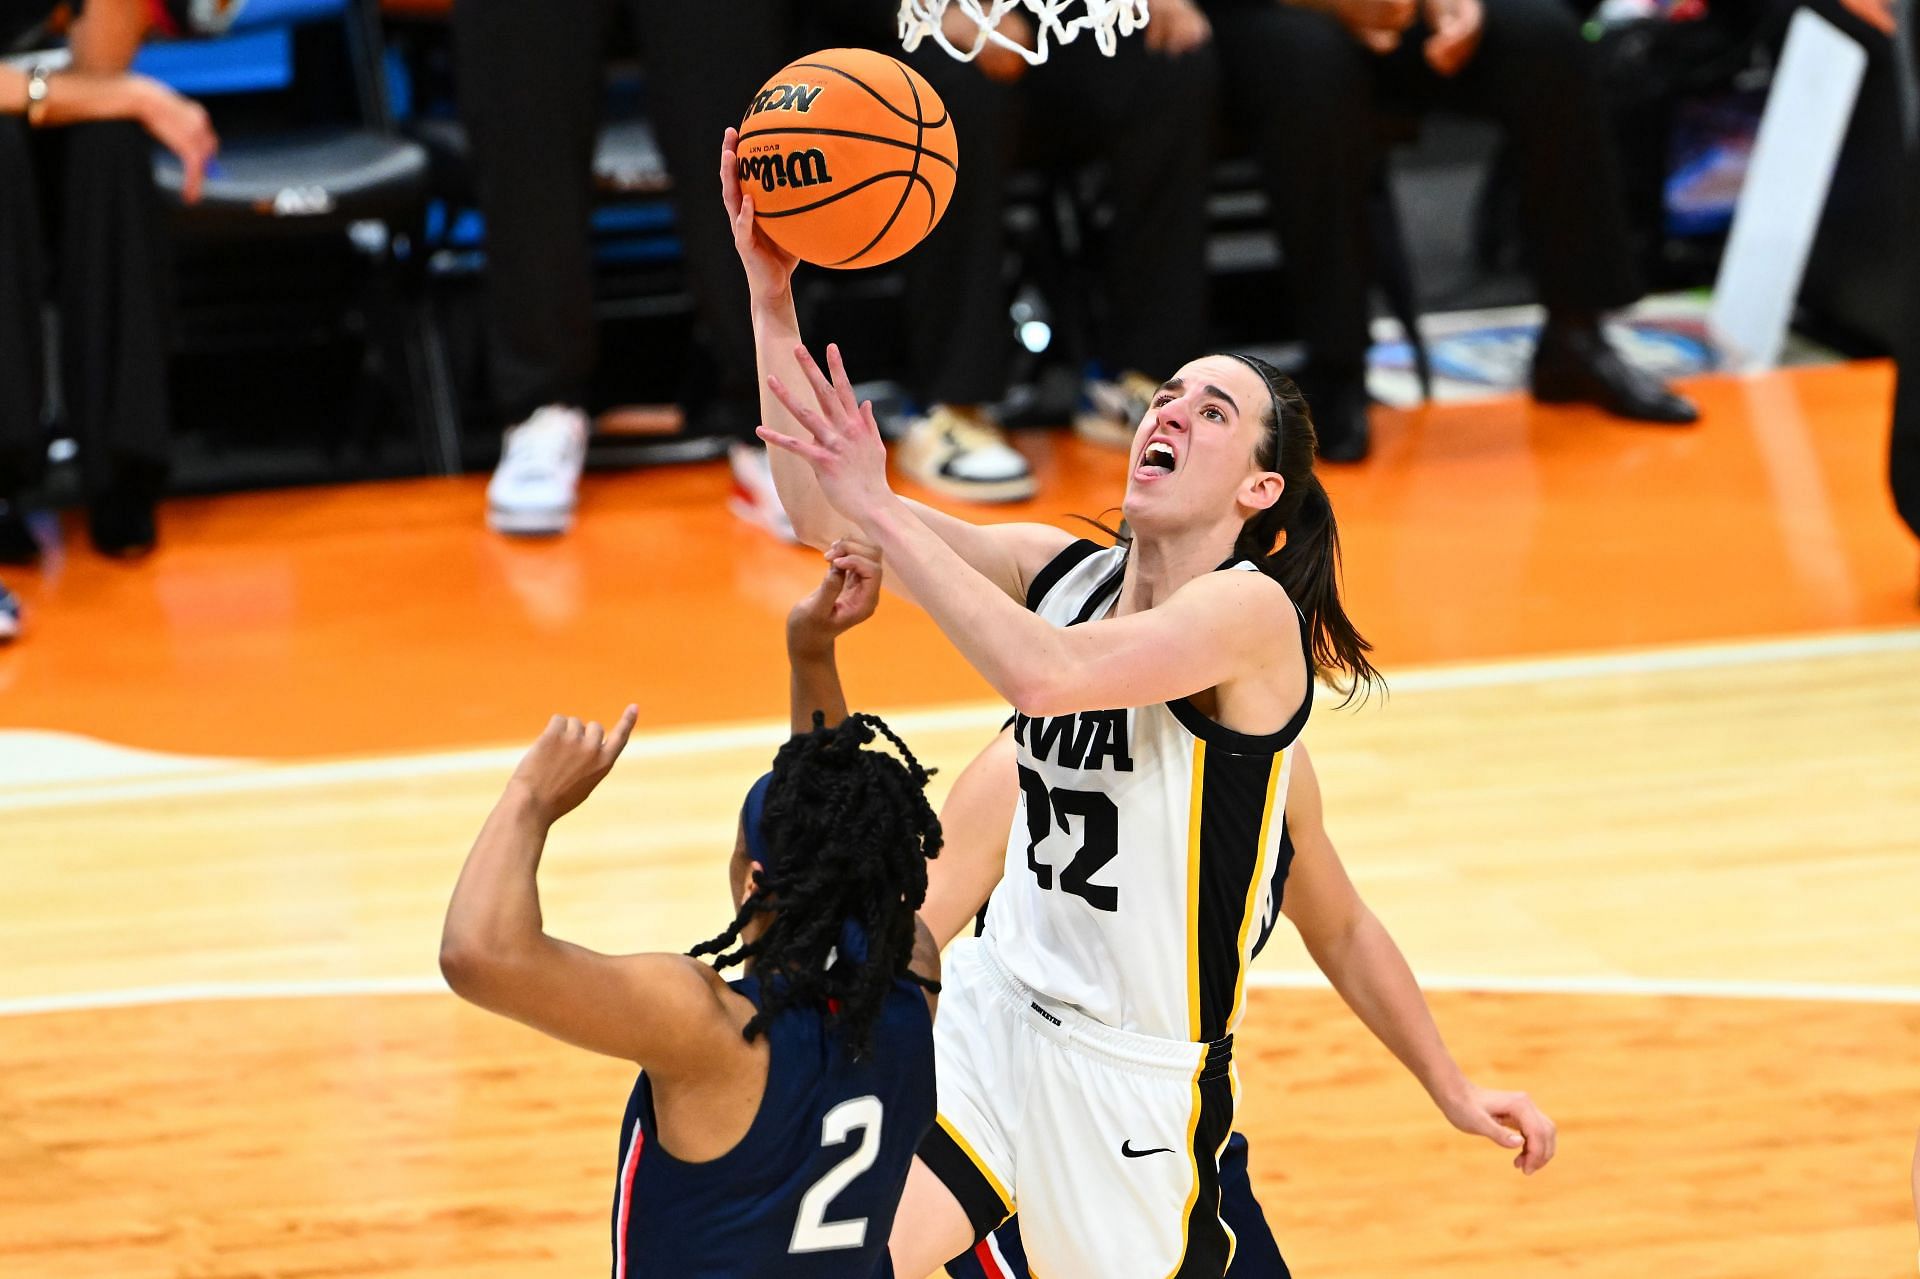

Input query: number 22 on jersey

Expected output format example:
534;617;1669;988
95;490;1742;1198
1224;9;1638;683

1019;765;1122;912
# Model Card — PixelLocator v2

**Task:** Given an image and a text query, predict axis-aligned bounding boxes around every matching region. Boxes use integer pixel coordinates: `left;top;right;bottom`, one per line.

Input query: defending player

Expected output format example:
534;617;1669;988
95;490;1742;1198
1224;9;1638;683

440;548;942;1277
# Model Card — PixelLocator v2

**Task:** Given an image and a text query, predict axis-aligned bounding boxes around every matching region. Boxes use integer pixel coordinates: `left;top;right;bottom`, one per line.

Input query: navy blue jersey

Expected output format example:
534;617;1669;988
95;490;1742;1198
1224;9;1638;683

611;973;936;1279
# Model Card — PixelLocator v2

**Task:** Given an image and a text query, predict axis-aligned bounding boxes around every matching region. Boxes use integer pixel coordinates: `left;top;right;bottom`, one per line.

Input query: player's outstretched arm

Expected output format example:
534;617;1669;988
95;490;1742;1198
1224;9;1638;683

439;707;740;1072
786;539;885;733
1280;745;1558;1176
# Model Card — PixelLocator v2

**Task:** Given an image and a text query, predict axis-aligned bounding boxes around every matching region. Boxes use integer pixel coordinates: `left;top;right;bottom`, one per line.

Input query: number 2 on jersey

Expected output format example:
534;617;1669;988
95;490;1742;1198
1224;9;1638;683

789;1095;883;1253
1019;764;1121;911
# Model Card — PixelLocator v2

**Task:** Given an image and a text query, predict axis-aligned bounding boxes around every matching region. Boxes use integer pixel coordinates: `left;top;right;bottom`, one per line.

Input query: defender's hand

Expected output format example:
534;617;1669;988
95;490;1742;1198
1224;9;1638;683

788;539;883;655
506;705;640;826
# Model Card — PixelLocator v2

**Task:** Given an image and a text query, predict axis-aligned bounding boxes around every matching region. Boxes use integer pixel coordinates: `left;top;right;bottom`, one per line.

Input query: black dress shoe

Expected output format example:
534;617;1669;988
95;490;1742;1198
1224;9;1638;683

1531;324;1699;425
0;500;38;566
88;474;160;558
1298;370;1372;464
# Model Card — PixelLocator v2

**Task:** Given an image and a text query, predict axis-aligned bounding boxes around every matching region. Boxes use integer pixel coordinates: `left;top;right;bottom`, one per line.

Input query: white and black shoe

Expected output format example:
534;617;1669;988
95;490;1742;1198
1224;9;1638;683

895;406;1037;504
0;580;19;644
487;405;589;536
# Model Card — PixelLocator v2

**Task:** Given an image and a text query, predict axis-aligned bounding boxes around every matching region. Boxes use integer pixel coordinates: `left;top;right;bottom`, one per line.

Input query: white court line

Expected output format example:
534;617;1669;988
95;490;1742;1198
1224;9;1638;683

1242;970;1920;1005
4;624;1917;815
4;969;1916;1019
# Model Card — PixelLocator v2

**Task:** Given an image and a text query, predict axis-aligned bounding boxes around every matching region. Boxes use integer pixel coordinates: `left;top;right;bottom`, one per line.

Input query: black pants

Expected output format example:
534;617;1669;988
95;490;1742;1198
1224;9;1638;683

902;36;1219;405
1891;15;1919;542
0;119;171;498
1207;0;1643;374
453;0;787;437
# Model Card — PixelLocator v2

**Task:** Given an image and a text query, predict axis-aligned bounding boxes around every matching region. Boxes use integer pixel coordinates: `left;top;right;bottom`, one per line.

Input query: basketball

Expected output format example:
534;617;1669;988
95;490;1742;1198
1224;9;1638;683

735;48;958;270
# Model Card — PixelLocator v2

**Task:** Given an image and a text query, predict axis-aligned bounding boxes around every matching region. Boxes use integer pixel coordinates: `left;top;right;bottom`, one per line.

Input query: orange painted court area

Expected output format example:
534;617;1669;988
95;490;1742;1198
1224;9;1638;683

1;361;1913;759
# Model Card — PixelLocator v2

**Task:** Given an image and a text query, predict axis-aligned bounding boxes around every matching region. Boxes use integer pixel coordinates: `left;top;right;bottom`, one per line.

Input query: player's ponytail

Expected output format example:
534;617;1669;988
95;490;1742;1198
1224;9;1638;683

690;712;941;1061
1225;353;1381;704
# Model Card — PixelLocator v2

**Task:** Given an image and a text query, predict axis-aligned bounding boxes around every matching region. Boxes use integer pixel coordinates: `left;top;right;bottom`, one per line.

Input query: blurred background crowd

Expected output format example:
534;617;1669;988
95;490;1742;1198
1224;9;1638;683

1;0;1915;641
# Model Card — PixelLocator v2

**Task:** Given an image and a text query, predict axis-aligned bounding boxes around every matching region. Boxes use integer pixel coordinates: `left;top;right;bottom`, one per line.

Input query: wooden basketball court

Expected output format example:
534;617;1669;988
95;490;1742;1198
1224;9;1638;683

4;362;1917;1276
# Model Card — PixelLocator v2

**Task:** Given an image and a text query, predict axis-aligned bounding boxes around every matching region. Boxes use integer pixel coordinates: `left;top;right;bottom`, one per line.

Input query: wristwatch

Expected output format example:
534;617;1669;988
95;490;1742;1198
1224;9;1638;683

24;63;52;127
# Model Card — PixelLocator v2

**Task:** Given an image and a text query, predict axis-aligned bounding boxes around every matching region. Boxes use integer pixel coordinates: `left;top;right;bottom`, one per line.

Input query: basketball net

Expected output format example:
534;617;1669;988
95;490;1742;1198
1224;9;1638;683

898;0;1151;65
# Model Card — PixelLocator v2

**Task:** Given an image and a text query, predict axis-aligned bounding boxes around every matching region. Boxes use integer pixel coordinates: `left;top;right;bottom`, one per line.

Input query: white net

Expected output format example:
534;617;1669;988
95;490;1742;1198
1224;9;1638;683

898;0;1151;66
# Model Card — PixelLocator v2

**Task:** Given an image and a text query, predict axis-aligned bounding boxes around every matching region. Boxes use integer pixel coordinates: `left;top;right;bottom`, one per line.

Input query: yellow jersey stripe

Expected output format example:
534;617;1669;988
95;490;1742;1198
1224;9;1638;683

1185;737;1208;1043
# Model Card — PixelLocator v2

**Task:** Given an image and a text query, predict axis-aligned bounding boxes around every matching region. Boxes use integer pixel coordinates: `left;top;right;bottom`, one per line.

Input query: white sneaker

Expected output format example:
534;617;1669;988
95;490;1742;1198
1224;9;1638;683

727;443;798;544
487;405;589;536
0;581;18;643
895;406;1037;503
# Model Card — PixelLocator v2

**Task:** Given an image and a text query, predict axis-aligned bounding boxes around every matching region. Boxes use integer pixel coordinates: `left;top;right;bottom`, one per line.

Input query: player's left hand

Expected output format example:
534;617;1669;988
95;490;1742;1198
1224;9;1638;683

507;705;640;826
1146;0;1212;56
1422;0;1484;76
758;342;896;526
1442;1082;1556;1174
788;539;883;655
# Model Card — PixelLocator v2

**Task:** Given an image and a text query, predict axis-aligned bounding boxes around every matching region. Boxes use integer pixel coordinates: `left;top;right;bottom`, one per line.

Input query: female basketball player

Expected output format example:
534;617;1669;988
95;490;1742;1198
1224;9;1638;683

440;552;943;1277
724;128;1554;1279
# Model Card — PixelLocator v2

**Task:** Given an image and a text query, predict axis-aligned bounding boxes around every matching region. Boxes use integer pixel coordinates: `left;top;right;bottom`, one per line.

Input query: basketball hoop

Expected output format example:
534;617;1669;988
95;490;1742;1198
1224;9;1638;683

899;0;1150;66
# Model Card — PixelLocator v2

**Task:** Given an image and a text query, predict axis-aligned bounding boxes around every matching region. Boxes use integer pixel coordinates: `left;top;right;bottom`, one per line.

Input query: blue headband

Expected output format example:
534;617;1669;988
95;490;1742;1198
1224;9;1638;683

741;770;775;867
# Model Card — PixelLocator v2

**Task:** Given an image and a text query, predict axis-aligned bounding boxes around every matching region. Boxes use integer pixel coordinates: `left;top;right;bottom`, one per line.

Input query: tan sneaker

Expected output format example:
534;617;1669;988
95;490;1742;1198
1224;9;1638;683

896;406;1038;503
1074;370;1160;451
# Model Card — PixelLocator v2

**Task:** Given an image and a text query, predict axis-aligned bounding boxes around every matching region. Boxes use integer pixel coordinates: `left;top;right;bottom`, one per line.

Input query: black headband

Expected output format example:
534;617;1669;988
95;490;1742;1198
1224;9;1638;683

1222;352;1285;471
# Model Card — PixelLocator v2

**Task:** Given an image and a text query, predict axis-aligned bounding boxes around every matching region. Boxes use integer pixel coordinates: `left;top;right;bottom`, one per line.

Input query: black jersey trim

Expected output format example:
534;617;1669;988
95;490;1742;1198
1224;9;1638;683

1171;1054;1237;1277
1023;538;1105;612
1248;824;1296;961
1169;566;1314;754
918;1117;1013;1242
1192;749;1277;1041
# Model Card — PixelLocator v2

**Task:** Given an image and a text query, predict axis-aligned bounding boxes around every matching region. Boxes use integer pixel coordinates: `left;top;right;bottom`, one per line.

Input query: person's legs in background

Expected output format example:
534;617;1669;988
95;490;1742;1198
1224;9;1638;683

1889;14;1920;563
0;117;46;570
893;41;1039;503
633;0;799;538
1056;18;1219;450
57;119;176;556
455;0;609;535
1398;0;1697;424
0;117;42;640
1205;0;1382;461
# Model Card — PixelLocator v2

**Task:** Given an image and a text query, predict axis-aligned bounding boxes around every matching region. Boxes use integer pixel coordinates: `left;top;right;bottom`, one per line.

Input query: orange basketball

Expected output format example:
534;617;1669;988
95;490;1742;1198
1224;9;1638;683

736;48;958;270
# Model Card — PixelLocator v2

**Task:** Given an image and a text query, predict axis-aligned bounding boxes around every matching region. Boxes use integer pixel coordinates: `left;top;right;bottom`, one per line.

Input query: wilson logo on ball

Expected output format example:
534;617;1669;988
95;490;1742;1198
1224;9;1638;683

746;83;824;116
739;150;834;194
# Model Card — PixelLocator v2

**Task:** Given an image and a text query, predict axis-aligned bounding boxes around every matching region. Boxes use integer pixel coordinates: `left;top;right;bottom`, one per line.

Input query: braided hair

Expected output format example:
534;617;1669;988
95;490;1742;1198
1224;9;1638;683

689;712;941;1061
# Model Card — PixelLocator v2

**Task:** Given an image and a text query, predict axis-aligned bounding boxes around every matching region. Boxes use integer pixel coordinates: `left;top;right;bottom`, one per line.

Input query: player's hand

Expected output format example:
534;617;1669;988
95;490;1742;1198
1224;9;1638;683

1838;0;1897;34
721;125;800;303
788;538;883;656
1441;1083;1557;1175
1146;0;1213;56
1422;0;1484;75
758;342;897;526
133;78;219;204
506;705;640;826
1327;0;1417;53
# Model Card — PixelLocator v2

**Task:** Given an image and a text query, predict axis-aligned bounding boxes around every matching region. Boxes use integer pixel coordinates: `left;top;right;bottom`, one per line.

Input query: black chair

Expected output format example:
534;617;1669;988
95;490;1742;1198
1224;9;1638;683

149;0;460;477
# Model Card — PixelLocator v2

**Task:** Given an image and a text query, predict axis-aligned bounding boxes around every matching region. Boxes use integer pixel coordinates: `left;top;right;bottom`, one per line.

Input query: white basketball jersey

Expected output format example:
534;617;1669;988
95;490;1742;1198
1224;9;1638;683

984;541;1313;1043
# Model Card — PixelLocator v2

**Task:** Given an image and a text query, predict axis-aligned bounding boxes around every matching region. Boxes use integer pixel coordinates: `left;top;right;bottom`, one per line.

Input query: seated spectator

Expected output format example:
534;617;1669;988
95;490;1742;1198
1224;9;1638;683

1203;0;1699;461
0;0;216;558
453;0;792;538
829;0;1219;503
